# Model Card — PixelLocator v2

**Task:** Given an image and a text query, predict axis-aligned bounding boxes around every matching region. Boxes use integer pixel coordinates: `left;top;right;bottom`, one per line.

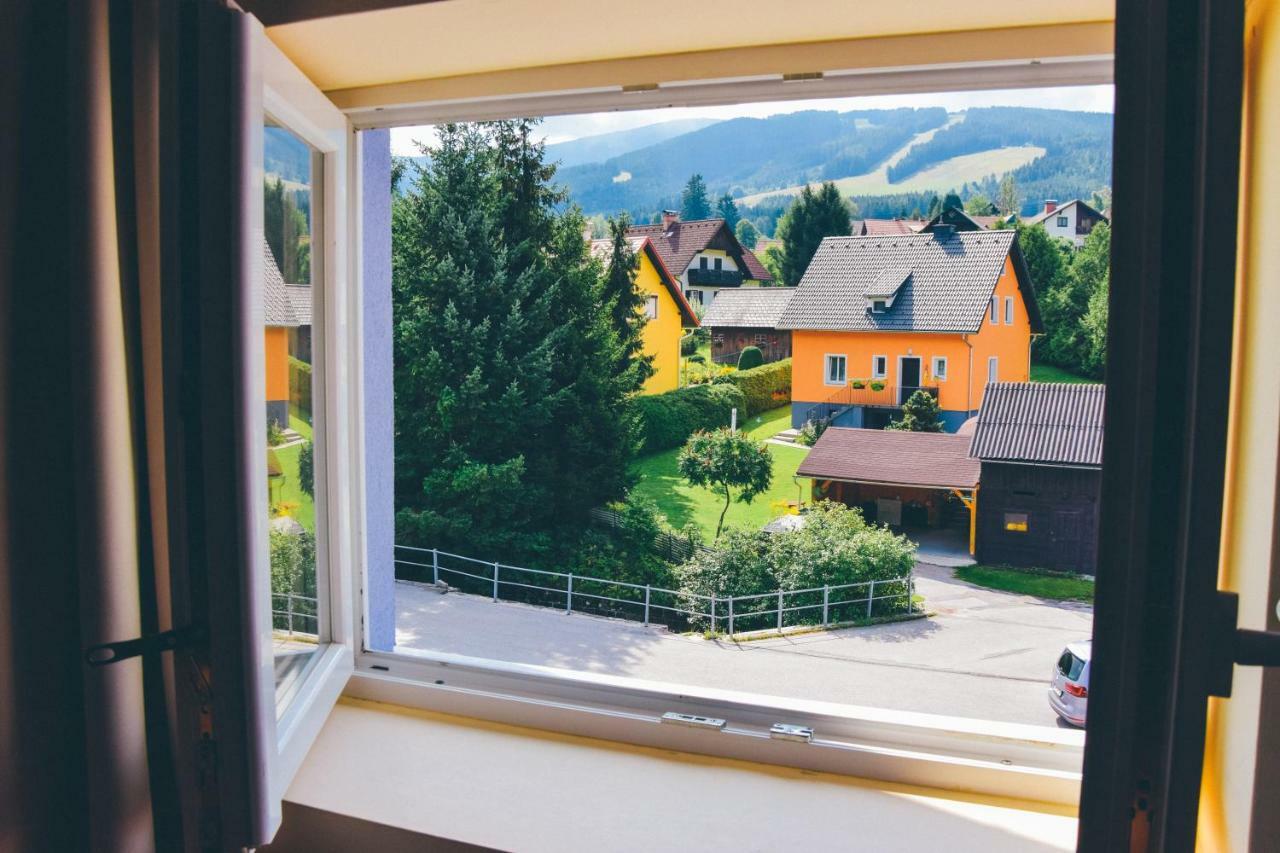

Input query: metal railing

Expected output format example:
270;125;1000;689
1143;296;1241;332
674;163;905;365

687;268;744;286
803;383;939;425
272;592;318;637
394;545;915;636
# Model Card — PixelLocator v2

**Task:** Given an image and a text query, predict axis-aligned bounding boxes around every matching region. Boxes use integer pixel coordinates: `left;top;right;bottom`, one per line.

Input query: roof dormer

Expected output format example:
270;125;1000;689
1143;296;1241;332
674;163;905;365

866;266;911;312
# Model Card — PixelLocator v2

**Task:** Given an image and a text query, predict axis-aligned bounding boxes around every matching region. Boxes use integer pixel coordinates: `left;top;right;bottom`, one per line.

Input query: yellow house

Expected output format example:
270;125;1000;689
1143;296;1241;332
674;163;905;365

594;236;700;394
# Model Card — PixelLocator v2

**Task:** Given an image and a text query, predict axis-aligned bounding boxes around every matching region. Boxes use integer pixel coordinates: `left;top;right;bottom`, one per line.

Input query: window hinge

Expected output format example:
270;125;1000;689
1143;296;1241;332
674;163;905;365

85;625;205;667
1208;591;1280;697
661;712;726;730
770;723;814;743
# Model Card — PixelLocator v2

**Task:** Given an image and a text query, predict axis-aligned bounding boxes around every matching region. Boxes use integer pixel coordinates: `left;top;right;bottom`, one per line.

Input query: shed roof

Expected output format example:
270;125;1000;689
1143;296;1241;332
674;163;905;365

797;427;980;490
700;288;794;328
970;382;1105;467
778;229;1039;334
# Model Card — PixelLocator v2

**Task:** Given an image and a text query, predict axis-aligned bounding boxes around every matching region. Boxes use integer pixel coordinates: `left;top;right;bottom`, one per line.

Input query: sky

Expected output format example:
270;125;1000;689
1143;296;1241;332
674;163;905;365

389;84;1113;156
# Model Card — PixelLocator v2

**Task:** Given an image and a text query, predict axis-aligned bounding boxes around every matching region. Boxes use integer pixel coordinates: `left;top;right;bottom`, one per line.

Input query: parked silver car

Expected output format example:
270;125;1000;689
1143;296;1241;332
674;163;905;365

1048;640;1090;727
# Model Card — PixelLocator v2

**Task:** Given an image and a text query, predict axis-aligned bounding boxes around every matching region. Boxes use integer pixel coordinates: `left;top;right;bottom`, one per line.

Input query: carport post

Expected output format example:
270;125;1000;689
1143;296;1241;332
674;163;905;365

822;585;829;626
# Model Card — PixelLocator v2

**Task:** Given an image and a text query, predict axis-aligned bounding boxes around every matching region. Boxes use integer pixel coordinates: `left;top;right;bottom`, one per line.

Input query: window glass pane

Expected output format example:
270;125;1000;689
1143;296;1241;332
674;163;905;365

263;121;324;713
1006;296;1015;324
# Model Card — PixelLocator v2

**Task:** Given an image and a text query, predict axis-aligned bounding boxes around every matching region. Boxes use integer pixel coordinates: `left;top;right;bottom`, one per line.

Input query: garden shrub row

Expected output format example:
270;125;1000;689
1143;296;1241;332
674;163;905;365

632;382;745;452
714;358;791;416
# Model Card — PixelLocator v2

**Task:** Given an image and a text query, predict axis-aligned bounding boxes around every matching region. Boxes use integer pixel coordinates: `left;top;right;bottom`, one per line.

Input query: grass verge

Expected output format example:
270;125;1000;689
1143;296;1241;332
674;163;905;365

1030;362;1095;384
954;565;1094;603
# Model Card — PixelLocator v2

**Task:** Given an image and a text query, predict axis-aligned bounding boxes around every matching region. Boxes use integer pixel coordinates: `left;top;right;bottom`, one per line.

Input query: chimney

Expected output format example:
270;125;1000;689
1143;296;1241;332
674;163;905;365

661;209;680;230
931;223;955;241
1043;199;1058;215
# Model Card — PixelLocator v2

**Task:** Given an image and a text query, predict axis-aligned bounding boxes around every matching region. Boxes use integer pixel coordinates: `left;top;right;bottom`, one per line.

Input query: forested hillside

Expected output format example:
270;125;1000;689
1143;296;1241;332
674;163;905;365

558;108;949;215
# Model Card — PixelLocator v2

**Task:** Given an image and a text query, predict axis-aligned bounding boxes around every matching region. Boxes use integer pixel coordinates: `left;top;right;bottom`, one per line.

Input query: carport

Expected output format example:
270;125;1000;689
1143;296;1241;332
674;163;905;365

796;427;981;555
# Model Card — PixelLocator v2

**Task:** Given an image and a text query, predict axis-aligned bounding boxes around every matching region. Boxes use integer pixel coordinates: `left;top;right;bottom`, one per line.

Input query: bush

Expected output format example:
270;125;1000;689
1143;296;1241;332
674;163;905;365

632;383;745;452
736;346;764;370
674;502;916;628
269;526;315;597
797;417;828;446
298;440;314;498
681;335;698;356
713;358;791;416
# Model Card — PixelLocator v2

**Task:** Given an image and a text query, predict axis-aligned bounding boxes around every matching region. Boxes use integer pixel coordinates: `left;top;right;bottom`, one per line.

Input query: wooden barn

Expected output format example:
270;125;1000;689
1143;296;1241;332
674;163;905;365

969;382;1105;574
699;287;794;365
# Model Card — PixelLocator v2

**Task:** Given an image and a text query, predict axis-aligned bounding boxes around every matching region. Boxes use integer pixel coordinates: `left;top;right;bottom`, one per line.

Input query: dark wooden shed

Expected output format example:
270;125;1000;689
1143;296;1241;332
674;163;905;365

969;382;1106;575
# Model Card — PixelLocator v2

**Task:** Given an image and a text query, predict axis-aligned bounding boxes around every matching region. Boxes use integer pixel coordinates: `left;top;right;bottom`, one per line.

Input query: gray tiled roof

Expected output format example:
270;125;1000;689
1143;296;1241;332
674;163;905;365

285;284;312;326
796;427;980;489
970;382;1105;467
700;288;794;328
777;230;1017;333
263;239;300;327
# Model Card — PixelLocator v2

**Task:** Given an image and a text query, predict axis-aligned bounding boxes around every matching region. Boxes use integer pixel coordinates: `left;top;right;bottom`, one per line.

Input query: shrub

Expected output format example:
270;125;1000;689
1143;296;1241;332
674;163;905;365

674;502;916;628
269;526;315;597
714;358;791;416
736;346;764;370
267;419;285;446
886;390;944;432
797;417;828;446
681;335;698;356
632;383;746;452
298;440;315;498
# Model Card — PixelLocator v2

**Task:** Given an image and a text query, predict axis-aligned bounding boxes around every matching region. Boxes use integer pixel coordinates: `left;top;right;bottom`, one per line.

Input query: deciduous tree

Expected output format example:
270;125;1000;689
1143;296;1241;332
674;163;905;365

677;429;773;539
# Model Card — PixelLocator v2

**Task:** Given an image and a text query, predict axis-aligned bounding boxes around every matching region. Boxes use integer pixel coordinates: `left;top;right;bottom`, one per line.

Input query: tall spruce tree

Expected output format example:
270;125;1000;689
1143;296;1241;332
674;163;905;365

681;174;712;220
715;193;741;230
775;182;852;286
600;214;654;391
392;121;637;560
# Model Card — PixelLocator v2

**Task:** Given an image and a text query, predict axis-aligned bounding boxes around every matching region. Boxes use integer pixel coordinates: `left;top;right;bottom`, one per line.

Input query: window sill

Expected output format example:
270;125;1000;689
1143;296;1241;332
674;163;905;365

281;697;1078;851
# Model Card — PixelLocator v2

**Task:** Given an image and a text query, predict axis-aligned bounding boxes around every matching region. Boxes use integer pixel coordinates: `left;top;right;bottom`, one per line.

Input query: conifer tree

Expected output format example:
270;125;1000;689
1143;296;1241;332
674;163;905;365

774;182;852;286
715;193;740;229
600;214;654;391
887;390;945;432
681;174;712;220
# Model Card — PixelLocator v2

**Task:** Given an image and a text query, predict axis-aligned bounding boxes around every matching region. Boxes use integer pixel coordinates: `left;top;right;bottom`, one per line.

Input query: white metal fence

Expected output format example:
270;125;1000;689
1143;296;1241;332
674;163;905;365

272;592;318;637
394;545;915;636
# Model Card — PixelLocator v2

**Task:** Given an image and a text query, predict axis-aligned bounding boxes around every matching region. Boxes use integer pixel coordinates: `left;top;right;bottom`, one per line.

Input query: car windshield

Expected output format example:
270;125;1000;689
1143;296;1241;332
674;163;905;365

1057;650;1086;681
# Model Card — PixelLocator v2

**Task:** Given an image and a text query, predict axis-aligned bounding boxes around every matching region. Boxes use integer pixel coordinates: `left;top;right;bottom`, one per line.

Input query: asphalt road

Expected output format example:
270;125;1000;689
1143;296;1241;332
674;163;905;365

395;562;1093;727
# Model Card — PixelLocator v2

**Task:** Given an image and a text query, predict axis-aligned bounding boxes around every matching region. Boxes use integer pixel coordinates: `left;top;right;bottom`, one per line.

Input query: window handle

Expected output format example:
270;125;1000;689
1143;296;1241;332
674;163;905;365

1207;591;1280;697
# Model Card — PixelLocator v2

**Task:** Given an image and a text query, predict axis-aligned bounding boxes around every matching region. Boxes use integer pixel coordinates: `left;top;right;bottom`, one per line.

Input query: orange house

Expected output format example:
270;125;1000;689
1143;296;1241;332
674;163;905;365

263;239;303;427
778;225;1042;432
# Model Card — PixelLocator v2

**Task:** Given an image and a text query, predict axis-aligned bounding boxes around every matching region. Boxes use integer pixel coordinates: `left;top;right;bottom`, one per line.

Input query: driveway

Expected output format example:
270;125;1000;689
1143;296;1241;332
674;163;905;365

395;560;1092;727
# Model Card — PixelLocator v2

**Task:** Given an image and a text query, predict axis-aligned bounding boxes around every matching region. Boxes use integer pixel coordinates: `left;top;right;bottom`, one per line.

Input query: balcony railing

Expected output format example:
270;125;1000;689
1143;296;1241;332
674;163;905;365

804;383;939;425
687;268;744;286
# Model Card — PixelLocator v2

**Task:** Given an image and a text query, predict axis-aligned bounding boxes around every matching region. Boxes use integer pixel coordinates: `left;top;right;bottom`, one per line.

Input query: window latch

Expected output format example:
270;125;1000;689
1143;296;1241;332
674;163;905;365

84;625;204;668
1208;591;1280;697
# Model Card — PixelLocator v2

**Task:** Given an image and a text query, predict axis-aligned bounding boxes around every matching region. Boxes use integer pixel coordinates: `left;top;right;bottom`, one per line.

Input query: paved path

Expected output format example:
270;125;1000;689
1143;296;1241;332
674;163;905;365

395;561;1092;727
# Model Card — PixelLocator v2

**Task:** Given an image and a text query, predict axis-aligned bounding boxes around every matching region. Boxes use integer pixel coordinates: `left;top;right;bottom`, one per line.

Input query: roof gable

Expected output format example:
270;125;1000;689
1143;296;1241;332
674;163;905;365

591;235;699;327
626;218;774;282
1026;199;1109;226
264;239;300;327
777;230;1018;333
970;382;1105;467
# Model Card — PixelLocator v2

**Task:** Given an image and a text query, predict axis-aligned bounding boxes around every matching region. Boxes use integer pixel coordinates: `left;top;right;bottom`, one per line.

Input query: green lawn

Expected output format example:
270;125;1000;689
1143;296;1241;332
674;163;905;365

1030;362;1094;384
954;565;1094;603
631;408;807;539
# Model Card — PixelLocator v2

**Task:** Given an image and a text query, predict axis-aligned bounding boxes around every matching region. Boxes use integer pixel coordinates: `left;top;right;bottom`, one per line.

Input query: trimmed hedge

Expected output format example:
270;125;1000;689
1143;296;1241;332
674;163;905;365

715;358;791;416
633;383;746;453
736;346;764;370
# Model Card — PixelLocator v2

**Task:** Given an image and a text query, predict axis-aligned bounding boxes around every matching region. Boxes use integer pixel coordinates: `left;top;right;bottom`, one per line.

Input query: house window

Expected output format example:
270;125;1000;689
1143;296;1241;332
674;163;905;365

1004;512;1029;532
712;333;725;344
872;299;887;312
1005;296;1015;325
990;296;999;324
825;354;847;385
872;355;887;379
699;257;709;270
988;356;999;383
687;289;703;306
932;356;947;380
714;257;723;271
754;333;768;345
1056;215;1069;227
644;295;658;320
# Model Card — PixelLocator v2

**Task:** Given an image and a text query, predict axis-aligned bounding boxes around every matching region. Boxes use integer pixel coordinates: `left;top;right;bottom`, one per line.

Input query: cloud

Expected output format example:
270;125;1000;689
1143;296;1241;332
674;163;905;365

388;85;1114;156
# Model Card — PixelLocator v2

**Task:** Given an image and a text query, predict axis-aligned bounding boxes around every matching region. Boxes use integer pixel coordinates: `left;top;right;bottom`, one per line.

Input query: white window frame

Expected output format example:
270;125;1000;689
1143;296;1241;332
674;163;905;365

1005;296;1015;325
988;356;999;384
687;289;703;306
317;51;1114;806
644;295;659;320
989;295;1000;324
254;25;357;806
1057;215;1069;228
932;356;948;381
824;353;847;386
871;354;888;379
